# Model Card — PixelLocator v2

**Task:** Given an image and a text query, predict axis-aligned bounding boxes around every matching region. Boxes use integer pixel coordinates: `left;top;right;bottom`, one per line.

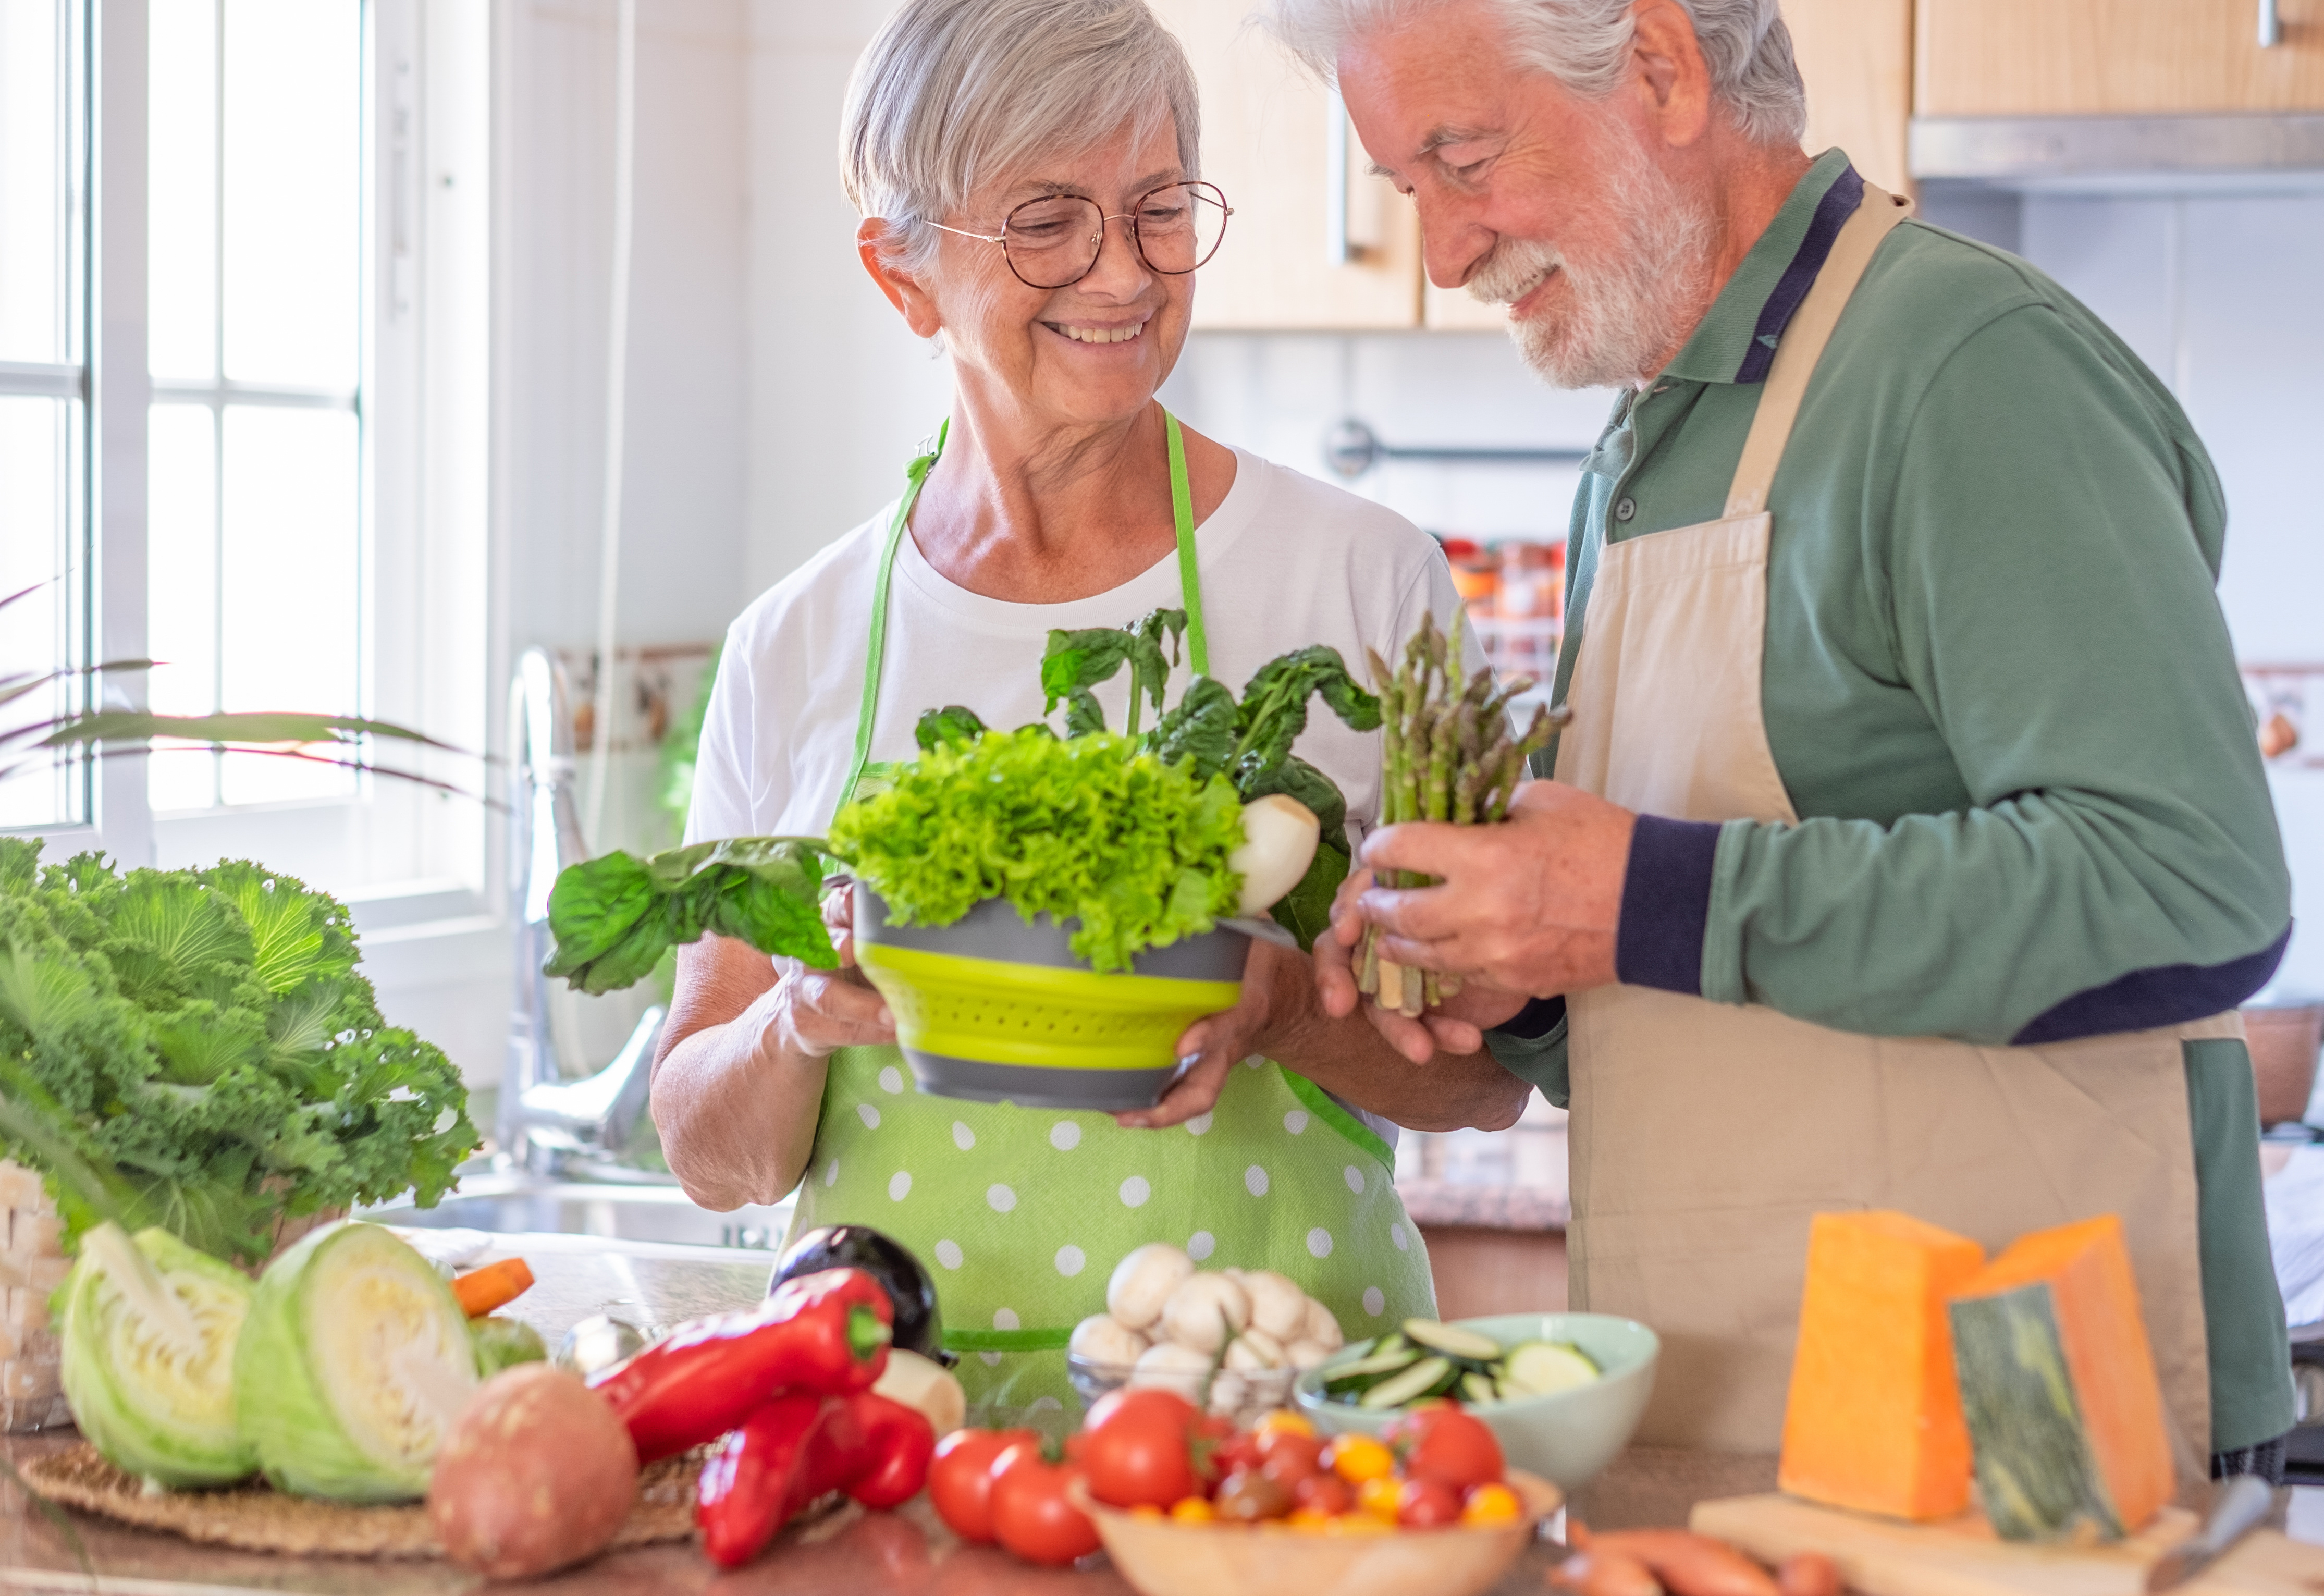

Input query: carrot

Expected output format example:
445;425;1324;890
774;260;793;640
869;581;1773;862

1552;1550;1664;1596
1777;1553;1841;1596
1583;1531;1782;1596
451;1257;535;1317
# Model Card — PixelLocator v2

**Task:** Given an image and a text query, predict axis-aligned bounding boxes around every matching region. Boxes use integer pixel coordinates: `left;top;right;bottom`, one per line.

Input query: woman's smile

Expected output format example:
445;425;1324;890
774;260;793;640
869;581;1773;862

1044;315;1150;346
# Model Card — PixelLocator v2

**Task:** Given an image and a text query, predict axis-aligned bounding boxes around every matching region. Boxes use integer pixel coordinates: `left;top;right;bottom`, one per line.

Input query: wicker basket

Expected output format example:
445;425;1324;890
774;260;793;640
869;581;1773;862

0;1160;72;1433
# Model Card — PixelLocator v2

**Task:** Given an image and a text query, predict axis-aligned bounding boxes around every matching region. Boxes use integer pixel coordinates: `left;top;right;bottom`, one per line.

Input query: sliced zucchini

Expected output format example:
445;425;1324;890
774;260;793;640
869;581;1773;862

1503;1340;1600;1396
1360;1355;1452;1410
1401;1319;1503;1361
1328;1342;1424;1382
1459;1371;1499;1406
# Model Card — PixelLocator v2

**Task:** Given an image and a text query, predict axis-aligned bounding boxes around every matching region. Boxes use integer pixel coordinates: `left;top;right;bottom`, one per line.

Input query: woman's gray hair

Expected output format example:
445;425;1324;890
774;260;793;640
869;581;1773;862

841;0;1202;278
1268;0;1806;147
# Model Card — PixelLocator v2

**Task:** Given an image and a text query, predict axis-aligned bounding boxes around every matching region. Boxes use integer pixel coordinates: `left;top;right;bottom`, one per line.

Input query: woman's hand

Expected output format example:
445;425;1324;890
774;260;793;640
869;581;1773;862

764;887;895;1060
1314;865;1531;1063
1115;941;1299;1130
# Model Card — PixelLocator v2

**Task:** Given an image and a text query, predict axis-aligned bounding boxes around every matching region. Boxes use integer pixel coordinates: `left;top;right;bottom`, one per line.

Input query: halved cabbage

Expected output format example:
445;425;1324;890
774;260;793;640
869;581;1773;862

233;1222;478;1502
59;1222;257;1488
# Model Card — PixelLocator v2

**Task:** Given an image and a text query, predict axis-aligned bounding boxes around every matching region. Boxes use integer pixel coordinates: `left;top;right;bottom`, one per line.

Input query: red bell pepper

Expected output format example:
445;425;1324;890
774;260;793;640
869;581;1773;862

591;1267;892;1464
695;1390;938;1568
695;1392;824;1569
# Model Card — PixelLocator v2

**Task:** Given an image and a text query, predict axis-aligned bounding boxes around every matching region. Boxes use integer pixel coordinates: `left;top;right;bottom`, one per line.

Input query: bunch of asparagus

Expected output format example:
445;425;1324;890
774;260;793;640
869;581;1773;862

1359;612;1561;1016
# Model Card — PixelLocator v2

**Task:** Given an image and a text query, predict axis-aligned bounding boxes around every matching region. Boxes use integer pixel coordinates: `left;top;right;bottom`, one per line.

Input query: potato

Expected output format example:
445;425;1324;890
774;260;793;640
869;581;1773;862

428;1365;638;1580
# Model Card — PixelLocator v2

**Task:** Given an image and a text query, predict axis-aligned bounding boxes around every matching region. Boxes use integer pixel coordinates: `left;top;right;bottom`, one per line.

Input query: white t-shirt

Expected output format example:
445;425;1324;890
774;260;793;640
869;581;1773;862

688;446;1479;847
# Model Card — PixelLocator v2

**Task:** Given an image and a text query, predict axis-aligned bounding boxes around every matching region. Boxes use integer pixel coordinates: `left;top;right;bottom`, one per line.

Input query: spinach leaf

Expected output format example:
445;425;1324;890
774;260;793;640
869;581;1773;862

1148;677;1237;781
1040;607;1187;737
1269;838;1350;952
915;705;987;753
1229;646;1382;785
544;837;836;996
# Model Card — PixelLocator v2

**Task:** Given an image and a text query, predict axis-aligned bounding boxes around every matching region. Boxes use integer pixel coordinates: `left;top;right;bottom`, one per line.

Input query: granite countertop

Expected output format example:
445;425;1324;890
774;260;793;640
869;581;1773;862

1397;1179;1571;1231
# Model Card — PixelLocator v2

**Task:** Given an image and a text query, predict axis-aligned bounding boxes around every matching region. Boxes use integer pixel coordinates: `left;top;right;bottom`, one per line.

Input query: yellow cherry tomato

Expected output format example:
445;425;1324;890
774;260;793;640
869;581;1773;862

1325;1434;1396;1485
1460;1482;1523;1528
1253;1409;1316;1439
1130;1504;1164;1523
1170;1496;1215;1525
1330;1511;1394;1536
1356;1474;1402;1524
1286;1507;1334;1533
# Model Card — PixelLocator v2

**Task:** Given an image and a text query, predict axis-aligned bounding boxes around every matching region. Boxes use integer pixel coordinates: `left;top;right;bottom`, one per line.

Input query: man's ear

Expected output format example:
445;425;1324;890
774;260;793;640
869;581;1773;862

1627;0;1714;149
857;218;944;338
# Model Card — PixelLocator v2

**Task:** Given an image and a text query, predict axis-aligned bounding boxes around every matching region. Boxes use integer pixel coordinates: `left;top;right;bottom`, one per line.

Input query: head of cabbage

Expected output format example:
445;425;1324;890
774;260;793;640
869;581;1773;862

233;1222;478;1502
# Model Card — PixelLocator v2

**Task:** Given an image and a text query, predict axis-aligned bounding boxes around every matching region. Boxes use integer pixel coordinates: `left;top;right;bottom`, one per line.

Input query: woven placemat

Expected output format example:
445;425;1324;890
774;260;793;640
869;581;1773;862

20;1443;702;1559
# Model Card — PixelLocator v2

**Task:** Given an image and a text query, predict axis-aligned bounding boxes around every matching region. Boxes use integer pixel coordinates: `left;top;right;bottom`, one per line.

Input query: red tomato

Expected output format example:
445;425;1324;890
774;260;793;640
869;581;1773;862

988;1441;1101;1567
1083;1401;1203;1509
1257;1430;1326;1488
1083;1385;1197;1435
1292;1470;1354;1515
1388;1404;1505;1490
1397;1476;1464;1528
1207;1426;1265;1482
927;1427;1036;1544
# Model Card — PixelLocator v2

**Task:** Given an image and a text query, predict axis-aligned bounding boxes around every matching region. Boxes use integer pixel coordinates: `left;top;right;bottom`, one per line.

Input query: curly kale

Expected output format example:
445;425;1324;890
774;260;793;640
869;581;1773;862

0;839;479;1264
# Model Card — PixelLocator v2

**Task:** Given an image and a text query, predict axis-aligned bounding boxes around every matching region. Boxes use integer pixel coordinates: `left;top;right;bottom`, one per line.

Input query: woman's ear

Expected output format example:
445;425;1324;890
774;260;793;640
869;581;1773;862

857;219;944;338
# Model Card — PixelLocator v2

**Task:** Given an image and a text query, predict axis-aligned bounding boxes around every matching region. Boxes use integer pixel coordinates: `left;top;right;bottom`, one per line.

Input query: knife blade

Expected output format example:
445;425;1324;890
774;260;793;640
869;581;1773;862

2144;1474;2274;1592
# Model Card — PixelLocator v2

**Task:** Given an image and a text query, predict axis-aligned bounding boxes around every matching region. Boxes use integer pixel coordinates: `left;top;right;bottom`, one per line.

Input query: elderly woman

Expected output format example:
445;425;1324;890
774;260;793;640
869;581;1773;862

653;0;1529;1404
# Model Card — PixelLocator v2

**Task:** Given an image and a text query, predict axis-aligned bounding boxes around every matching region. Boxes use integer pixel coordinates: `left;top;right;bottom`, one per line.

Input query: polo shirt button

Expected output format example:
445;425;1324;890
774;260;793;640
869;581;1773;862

1614;497;1637;522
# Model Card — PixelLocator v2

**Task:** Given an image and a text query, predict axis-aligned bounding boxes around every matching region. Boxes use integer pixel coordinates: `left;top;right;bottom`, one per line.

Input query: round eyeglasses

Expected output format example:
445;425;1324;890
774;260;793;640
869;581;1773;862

929;181;1232;291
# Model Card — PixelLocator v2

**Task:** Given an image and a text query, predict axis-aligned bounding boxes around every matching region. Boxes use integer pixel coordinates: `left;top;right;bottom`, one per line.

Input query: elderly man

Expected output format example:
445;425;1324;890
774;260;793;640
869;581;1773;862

1285;0;2295;1476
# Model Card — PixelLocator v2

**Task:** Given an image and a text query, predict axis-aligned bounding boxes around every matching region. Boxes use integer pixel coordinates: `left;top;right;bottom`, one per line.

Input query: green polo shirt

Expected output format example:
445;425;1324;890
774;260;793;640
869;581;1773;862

1485;150;2294;1452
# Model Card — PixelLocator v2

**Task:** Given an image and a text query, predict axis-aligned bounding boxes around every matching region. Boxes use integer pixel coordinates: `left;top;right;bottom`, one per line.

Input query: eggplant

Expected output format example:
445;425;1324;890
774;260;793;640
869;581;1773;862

769;1226;951;1366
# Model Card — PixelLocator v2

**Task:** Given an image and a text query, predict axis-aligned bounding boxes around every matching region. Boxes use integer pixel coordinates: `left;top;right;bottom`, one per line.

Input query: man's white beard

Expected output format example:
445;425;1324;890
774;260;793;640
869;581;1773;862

1467;139;1716;390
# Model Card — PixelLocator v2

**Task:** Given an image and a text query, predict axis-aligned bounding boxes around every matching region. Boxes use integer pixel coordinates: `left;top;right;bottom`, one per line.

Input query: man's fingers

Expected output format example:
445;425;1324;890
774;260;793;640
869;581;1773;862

1372;928;1461;973
1421;1012;1486;1056
1360;1001;1437;1066
1360;820;1479;882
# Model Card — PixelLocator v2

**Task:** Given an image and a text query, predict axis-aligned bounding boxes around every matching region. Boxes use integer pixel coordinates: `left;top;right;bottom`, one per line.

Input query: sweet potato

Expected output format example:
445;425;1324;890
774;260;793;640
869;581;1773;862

429;1365;638;1580
1552;1549;1665;1596
1778;1553;1841;1596
1583;1531;1782;1596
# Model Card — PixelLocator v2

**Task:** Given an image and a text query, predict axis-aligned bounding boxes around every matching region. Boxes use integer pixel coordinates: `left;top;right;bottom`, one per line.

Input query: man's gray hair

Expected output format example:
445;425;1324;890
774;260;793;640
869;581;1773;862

841;0;1202;277
1269;0;1806;147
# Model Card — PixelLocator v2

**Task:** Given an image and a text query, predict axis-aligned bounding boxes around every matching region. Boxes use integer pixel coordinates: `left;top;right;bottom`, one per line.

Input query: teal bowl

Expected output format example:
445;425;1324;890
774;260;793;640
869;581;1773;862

1293;1312;1659;1492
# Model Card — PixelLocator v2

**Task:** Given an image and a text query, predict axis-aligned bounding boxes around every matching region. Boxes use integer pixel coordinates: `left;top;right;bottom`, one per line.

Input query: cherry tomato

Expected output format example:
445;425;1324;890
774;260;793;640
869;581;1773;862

1461;1482;1523;1527
1388;1404;1505;1490
988;1440;1101;1567
1213;1467;1294;1523
1257;1429;1326;1488
1082;1385;1197;1435
1083;1400;1204;1509
926;1427;1037;1544
1397;1476;1464;1528
1292;1470;1354;1516
1323;1433;1395;1484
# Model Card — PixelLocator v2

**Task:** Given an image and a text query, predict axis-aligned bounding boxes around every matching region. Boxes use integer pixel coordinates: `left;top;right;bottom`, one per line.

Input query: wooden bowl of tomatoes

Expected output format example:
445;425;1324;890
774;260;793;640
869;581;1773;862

1068;1397;1559;1596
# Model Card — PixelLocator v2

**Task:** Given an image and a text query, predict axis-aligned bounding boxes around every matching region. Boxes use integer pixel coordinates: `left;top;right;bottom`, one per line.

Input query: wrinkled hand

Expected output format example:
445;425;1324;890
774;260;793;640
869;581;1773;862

1116;940;1299;1130
1351;780;1633;1003
763;885;894;1060
1314;866;1530;1062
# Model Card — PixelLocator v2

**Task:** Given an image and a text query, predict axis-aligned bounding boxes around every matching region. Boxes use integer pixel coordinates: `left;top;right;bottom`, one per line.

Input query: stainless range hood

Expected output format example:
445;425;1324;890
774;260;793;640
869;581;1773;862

1913;113;2324;188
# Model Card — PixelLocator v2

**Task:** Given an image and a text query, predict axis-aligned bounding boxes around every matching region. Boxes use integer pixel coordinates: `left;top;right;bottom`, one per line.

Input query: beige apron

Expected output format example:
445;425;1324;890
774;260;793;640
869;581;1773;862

1553;183;2234;1461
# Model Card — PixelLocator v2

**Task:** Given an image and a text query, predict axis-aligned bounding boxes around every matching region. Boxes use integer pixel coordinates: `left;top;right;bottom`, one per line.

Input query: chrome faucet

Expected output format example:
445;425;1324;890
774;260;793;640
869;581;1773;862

504;646;665;1174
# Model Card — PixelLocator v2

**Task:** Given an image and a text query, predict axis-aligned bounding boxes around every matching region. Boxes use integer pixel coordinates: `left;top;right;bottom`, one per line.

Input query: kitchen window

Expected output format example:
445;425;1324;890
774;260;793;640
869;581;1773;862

0;0;92;834
3;1;491;914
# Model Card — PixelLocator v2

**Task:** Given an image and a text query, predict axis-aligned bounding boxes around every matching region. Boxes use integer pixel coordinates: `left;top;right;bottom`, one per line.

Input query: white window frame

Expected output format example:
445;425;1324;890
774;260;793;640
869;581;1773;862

12;0;503;1025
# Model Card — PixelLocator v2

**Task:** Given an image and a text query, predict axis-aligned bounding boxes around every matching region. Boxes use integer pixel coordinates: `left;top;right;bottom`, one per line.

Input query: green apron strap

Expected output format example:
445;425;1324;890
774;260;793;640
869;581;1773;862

839;421;945;815
1165;409;1209;678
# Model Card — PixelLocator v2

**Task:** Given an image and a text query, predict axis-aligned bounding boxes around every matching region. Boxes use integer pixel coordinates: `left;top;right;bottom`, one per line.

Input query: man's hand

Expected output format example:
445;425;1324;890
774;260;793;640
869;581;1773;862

1354;781;1636;1002
1316;865;1530;1062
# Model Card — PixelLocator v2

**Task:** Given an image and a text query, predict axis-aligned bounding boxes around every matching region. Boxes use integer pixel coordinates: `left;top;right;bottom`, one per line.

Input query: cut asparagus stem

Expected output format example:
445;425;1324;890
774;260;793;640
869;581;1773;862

1378;958;1406;1011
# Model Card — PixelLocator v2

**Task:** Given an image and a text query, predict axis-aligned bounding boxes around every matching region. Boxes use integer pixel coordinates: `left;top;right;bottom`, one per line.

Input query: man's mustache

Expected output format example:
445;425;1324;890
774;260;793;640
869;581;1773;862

1466;237;1563;308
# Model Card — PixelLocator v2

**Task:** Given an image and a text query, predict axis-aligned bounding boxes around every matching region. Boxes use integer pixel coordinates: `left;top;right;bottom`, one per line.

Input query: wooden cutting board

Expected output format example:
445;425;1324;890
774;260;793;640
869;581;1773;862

1690;1493;2324;1596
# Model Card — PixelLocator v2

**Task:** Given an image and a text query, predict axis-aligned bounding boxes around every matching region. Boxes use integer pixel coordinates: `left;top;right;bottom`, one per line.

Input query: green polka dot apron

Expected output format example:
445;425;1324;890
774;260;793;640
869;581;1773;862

786;411;1437;1418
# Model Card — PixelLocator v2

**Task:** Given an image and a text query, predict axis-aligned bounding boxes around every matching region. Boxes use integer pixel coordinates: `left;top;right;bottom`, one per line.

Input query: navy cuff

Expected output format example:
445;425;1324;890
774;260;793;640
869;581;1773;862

1498;996;1566;1040
2011;922;2292;1045
1614;815;1720;996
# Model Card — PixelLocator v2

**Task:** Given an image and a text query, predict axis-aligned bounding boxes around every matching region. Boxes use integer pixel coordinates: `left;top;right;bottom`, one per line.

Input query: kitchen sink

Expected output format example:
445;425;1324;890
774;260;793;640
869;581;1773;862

365;1173;795;1252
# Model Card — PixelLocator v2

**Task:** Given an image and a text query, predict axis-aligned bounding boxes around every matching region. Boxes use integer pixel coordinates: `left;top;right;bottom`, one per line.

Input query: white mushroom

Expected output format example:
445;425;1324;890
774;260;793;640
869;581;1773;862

1160;1272;1251;1353
1069;1312;1149;1370
1284;1337;1334;1372
1129;1340;1211;1404
1242;1271;1310;1342
1302;1297;1344;1351
1106;1243;1195;1331
1207;1370;1250;1420
1223;1326;1287;1372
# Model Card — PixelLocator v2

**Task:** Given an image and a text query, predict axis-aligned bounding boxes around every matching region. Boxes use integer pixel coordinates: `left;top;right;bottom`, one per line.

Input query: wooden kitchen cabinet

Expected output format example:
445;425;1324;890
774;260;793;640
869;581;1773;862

1917;0;2324;116
1787;0;1914;194
1153;0;1423;329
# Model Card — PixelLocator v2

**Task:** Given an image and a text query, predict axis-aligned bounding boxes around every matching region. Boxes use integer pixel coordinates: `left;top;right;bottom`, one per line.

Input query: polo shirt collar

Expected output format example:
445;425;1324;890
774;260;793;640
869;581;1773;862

1661;148;1859;386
